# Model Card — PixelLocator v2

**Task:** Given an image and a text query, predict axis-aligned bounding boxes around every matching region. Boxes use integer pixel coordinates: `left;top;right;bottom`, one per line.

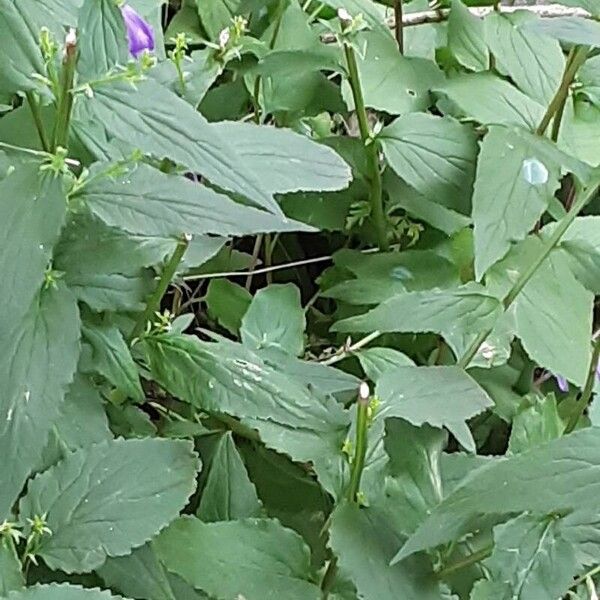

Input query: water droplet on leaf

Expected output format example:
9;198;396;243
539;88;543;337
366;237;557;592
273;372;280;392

522;158;548;185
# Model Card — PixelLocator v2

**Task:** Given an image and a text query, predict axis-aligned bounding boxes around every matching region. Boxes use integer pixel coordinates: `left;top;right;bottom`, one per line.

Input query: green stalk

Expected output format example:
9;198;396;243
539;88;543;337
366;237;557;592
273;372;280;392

436;545;492;579
457;179;600;368
52;33;78;151
26;91;50;152
343;43;389;252
565;337;600;434
129;235;190;342
536;45;588;137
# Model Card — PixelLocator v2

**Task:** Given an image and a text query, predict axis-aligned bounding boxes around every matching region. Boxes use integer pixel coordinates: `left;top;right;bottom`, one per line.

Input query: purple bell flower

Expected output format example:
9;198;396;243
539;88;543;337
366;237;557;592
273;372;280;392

121;4;155;58
555;375;569;393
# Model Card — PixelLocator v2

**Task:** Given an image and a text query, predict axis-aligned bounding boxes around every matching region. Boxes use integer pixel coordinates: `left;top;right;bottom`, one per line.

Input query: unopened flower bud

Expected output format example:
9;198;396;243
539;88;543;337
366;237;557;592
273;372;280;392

358;381;370;404
218;28;230;49
337;8;352;25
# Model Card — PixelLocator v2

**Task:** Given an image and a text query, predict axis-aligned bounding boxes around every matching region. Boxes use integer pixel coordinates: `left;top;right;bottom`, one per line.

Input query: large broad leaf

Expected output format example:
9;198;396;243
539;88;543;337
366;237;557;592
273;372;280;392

19;438;200;573
77;164;313;238
524;16;600;46
357;348;415;383
0;163;67;320
78;0;129;80
472;126;561;278
0;283;80;520
196;432;262;522
508;395;564;454
77;79;279;212
155;516;321;600
483;514;577;599
240;284;305;356
144;333;350;495
329;503;443;600
5;584;127;600
353;31;444;116
380;114;477;213
434;73;544;129
393;426;600;563
376;366;493;451
212;122;351;194
485;12;564;106
0;538;23;595
447;0;489;71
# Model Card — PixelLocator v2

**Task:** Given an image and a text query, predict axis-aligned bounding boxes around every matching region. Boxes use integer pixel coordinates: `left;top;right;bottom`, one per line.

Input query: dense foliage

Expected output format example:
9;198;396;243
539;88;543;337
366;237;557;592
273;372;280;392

2;0;600;598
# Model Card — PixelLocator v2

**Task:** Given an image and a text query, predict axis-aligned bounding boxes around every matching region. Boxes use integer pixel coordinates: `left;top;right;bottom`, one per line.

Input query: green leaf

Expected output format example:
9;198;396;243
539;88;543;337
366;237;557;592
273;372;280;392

155;516;321;600
508;395;564;454
0;164;67;319
19;438;200;573
524;16;600;46
376;366;493;451
393;426;600;563
143;333;350;495
329;503;443;600
485;12;564;106
195;0;258;40
0;538;23;595
212;122;351;194
320;0;391;37
78;0;129;80
448;0;489;71
472;126;561;278
353;31;444;116
205;279;252;335
77;164;313;238
81;322;144;401
241;284;305;356
197;432;262;522
357;348;415;383
435;73;544;129
77;79;279;212
483;514;577;599
380;114;477;213
0;283;80;520
5;584;127;600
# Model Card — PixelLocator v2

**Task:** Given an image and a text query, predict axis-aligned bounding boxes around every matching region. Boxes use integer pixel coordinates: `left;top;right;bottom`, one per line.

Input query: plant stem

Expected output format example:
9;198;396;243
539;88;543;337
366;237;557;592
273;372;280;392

52;34;78;152
437;545;493;578
536;45;588;137
320;330;382;366
346;392;370;502
343;43;389;252
394;0;404;52
130;235;190;342
26;91;50;152
565;337;600;433
457;179;600;368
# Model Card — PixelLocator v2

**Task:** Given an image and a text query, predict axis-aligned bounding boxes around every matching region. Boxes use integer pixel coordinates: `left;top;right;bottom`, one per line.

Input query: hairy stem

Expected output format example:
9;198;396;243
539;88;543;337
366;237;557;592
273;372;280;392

26;91;50;152
394;0;404;52
536;45;588;137
343;43;389;251
457;179;600;368
130;235;190;342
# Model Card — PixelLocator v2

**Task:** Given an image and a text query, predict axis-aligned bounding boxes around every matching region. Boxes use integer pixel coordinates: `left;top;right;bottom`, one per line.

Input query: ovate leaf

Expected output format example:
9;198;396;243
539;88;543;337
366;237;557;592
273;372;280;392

19;438;200;573
241;284;305;356
0;283;80;519
155;516;321;600
448;0;489;71
508;395;564;454
205;279;252;335
0;538;23;595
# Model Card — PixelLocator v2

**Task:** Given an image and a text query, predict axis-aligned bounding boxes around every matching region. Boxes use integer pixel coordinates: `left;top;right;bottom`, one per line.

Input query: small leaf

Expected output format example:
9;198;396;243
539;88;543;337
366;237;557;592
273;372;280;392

155;516;321;600
205;279;252;335
0;538;23;595
508;395;564;454
241;284;306;356
448;0;489;71
19;438;200;573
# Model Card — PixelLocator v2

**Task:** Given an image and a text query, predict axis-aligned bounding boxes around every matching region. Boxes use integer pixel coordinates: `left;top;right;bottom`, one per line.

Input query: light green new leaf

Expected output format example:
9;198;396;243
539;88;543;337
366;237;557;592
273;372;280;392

523;16;600;46
354;31;444;115
0;283;80;520
472;126;561;278
485;13;564;105
212;122;351;194
78;79;279;213
77;164;313;238
508;395;564;454
82;322;144;401
329;503;443;600
393;426;600;563
155;516;321;600
0;164;67;320
19;438;200;573
376;366;493;451
197;432;262;522
241;284;305;356
380;114;477;213
144;333;350;495
448;0;489;71
5;584;127;600
78;0;129;80
483;514;577;599
435;73;545;129
0;538;23;595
